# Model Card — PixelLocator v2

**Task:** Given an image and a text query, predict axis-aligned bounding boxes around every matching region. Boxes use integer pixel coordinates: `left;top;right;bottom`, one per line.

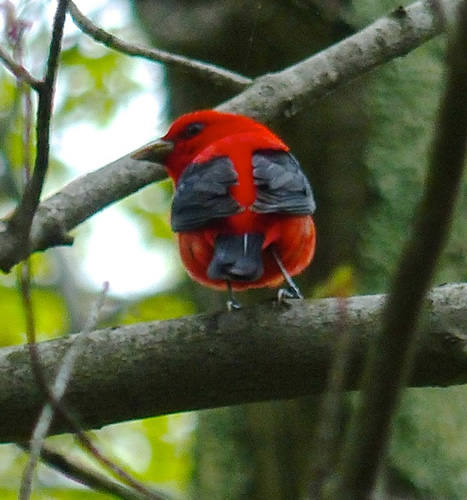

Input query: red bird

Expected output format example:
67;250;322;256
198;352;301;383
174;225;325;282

133;110;316;308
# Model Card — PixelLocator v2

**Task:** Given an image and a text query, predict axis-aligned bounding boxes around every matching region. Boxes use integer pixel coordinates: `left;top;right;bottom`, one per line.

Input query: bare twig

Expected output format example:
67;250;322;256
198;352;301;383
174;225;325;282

17;279;163;497
309;296;355;495
335;1;467;496
16;260;43;498
12;4;70;499
17;443;161;500
56;407;165;499
20;282;109;500
68;0;251;91
0;1;41;89
10;0;68;232
0;45;41;89
15;29;41;497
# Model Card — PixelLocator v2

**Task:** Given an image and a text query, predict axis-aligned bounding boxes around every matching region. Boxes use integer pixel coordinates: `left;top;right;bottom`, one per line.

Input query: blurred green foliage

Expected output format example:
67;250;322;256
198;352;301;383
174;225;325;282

122;294;196;323
358;39;446;293
57;43;143;128
389;387;467;498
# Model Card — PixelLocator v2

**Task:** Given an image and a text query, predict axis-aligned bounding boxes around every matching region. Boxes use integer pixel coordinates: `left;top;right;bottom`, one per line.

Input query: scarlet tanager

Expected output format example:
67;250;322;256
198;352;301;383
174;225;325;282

133;110;316;308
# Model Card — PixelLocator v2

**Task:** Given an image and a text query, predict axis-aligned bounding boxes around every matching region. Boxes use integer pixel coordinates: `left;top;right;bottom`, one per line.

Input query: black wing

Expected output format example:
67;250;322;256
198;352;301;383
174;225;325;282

251;149;316;215
171;156;243;232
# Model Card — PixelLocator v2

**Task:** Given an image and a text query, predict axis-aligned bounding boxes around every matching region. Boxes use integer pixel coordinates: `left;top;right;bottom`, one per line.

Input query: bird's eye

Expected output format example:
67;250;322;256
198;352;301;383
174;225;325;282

180;122;205;139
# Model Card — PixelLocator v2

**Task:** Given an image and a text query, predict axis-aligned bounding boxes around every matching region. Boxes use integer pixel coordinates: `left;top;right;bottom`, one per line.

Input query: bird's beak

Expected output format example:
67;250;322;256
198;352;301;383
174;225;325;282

131;139;174;164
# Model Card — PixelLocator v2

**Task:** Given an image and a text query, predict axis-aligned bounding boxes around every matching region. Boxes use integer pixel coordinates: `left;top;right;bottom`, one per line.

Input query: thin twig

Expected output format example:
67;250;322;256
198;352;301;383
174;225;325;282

309;296;354;496
15;4;70;494
20;282;109;499
0;45;41;89
16;260;40;498
38;445;169;500
68;0;251;91
8;0;69;255
18;443;156;500
335;0;467;496
17;278;163;498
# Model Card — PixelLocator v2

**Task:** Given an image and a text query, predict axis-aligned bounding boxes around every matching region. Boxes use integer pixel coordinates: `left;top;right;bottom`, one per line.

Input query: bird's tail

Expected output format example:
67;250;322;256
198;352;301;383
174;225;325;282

207;233;265;282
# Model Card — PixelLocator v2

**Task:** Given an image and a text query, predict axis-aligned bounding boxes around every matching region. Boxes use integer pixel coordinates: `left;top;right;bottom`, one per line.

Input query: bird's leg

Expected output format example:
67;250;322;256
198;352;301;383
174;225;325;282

226;280;241;311
271;247;303;301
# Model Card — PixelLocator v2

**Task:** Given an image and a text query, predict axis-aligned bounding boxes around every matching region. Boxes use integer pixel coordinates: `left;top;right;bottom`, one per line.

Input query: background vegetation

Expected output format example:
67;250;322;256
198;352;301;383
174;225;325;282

0;0;466;498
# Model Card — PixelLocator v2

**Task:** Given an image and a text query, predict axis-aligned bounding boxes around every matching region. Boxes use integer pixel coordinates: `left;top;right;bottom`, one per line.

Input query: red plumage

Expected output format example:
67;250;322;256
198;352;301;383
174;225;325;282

133;110;316;297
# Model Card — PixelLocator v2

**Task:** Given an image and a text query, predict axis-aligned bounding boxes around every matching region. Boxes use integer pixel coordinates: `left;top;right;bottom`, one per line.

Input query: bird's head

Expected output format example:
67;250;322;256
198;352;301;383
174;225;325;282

132;110;278;182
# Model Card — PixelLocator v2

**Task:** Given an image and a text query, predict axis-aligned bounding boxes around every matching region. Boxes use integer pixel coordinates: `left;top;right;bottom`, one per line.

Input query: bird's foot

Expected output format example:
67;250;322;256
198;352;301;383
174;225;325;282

226;299;242;312
226;280;241;311
277;286;303;303
271;246;304;303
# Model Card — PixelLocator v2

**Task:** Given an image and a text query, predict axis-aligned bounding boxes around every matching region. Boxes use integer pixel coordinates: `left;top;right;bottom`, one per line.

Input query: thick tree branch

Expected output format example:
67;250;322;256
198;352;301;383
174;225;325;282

217;0;460;120
0;0;461;271
30;153;168;250
0;283;466;444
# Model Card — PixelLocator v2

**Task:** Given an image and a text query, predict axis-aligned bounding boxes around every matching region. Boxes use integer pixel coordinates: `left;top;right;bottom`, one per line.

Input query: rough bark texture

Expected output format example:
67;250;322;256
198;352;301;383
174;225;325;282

1;283;467;444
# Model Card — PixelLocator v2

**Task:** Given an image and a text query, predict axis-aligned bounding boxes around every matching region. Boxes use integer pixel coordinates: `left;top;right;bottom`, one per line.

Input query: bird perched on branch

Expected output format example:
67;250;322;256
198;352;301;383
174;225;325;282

133;110;316;309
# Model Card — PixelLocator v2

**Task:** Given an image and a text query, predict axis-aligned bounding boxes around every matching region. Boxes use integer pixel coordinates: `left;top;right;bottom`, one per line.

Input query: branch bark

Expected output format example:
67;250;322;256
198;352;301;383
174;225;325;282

218;0;460;121
1;283;466;444
0;0;69;271
0;0;461;271
68;1;251;91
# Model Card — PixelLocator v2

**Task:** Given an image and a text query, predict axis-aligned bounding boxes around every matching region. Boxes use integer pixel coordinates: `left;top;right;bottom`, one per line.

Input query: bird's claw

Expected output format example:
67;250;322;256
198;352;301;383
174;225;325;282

226;299;242;312
277;286;303;303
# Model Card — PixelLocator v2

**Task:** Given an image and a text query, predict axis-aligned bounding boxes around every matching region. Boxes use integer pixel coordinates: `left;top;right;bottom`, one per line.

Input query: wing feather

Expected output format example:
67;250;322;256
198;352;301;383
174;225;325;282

251;150;316;215
171;156;243;232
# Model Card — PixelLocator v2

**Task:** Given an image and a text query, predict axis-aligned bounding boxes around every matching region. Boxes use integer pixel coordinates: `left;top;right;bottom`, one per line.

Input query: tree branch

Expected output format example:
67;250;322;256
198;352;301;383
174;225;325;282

0;45;41;90
0;0;460;272
2;0;69;270
20;282;109;500
68;1;251;91
30;152;168;250
18;444;162;500
217;0;461;120
0;283;466;444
